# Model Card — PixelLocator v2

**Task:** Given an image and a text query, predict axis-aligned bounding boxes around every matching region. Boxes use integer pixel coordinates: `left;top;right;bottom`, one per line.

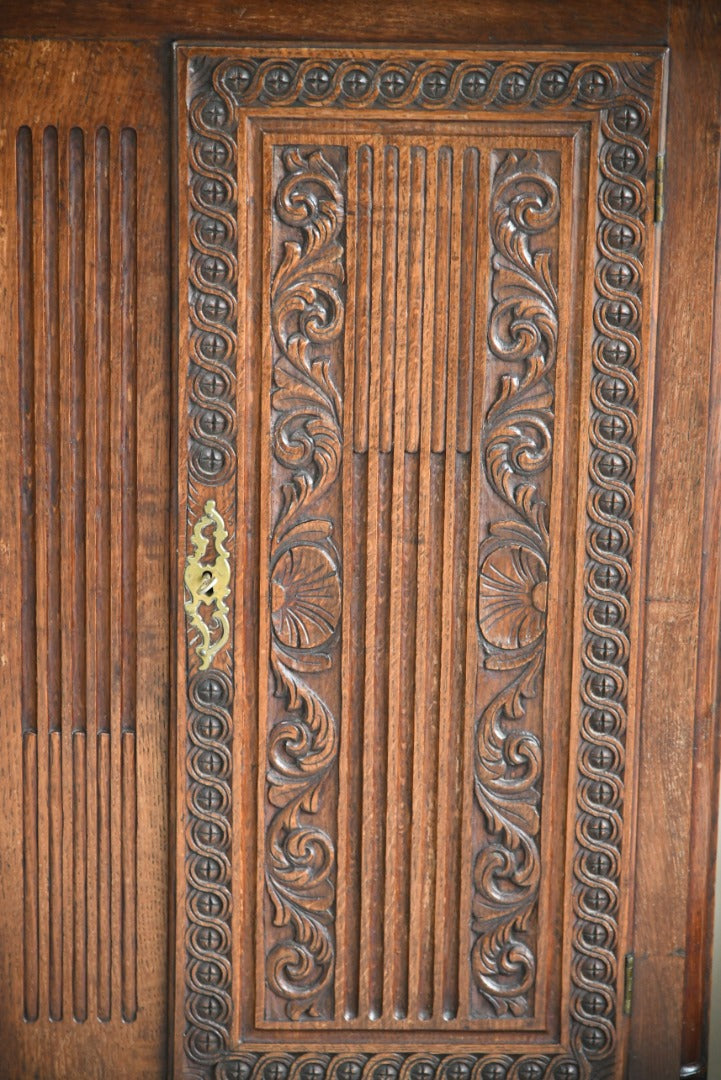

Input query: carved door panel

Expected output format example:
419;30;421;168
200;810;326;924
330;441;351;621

6;11;721;1079
175;45;666;1080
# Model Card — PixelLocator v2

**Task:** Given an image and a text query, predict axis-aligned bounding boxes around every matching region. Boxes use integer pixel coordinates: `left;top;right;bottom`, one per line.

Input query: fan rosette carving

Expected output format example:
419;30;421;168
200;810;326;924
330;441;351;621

473;150;559;1017
265;147;345;1018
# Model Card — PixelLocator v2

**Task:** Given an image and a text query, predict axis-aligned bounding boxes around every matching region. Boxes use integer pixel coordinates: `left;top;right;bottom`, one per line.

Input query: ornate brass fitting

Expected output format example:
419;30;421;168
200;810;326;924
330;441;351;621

184;499;231;671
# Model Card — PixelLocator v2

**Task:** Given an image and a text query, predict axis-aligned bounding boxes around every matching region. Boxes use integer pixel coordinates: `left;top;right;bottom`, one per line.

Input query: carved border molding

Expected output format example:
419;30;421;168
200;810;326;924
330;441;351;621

208;56;655;114
183;53;239;1071
569;89;653;1064
180;46;664;1080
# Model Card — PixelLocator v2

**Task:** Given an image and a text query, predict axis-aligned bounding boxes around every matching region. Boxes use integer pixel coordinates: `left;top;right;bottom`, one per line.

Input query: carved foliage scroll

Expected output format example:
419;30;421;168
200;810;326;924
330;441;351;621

474;150;559;1017
265;147;346;1019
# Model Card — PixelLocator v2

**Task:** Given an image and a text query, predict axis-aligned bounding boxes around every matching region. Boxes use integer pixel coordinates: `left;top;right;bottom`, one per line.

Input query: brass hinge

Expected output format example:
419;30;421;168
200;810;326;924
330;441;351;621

655;154;665;224
623;952;634;1015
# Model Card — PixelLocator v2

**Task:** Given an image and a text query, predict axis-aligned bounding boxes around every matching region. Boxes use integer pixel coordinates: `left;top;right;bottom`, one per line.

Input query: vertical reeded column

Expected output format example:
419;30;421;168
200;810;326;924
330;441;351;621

94;124;113;1024
336;138;489;1025
17;122;139;1026
119;126;138;1025
42;124;64;1023
17;123;39;1024
67;125;88;1023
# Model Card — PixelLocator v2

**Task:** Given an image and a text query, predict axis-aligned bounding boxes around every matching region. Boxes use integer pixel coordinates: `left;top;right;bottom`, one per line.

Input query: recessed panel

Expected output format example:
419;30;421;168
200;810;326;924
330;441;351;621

256;131;568;1031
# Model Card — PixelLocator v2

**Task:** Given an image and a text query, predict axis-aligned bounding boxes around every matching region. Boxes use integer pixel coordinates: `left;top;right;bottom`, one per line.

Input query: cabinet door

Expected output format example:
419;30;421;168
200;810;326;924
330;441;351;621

3;8;721;1079
175;45;666;1079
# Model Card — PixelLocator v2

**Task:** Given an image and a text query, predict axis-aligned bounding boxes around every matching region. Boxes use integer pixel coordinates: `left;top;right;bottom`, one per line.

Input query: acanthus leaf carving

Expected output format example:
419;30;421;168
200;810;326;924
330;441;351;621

472;149;559;1018
265;146;346;1020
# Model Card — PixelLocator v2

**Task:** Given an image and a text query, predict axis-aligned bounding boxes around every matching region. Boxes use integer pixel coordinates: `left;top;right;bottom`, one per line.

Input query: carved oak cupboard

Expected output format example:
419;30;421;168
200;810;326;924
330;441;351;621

0;4;719;1080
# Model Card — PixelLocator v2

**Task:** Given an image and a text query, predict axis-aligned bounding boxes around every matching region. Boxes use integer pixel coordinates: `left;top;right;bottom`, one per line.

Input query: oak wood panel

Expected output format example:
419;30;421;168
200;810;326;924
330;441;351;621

629;2;721;1077
252;132;572;1031
0;39;170;1079
15;118;140;1026
0;5;719;1080
175;43;666;1080
0;0;668;47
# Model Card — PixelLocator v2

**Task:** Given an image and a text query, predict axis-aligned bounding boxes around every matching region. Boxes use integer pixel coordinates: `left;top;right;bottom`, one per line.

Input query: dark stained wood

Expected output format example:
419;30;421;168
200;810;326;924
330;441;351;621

0;0;669;46
0;4;719;1080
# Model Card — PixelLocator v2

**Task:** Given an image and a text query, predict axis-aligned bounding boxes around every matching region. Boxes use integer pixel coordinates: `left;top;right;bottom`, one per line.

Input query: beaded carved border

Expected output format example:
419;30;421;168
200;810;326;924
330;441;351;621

184;53;239;1072
181;48;663;1080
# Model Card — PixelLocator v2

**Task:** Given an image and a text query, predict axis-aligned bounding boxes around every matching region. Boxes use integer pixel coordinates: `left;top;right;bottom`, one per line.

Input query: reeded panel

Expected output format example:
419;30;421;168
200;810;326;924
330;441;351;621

259;137;564;1028
17;121;139;1026
0;39;170;1079
176;45;666;1080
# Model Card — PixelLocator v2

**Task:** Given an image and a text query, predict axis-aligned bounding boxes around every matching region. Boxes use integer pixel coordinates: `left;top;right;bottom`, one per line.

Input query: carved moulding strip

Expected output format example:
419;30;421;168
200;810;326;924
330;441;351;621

211;55;654;115
568;89;653;1066
473;149;560;1018
265;146;346;1020
179;46;664;1080
184;52;239;1073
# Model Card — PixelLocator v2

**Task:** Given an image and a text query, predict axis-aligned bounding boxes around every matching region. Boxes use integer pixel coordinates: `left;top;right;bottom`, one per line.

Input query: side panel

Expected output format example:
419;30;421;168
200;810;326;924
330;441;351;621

0;41;170;1079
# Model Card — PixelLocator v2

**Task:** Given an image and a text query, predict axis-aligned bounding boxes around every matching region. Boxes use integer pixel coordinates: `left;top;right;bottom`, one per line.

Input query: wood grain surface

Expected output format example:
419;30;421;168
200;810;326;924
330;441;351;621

174;40;665;1080
0;4;718;1080
0;39;170;1080
0;0;668;46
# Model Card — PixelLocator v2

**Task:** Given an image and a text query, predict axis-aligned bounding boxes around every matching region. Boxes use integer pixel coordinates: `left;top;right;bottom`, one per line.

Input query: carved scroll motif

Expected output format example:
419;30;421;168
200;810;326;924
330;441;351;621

473;150;559;1017
265;148;345;1019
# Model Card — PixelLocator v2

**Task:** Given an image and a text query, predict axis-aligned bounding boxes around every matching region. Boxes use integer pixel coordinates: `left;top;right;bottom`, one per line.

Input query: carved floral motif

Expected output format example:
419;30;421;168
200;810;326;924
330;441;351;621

473;150;559;1017
265;147;345;1019
271;542;342;650
478;536;548;651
